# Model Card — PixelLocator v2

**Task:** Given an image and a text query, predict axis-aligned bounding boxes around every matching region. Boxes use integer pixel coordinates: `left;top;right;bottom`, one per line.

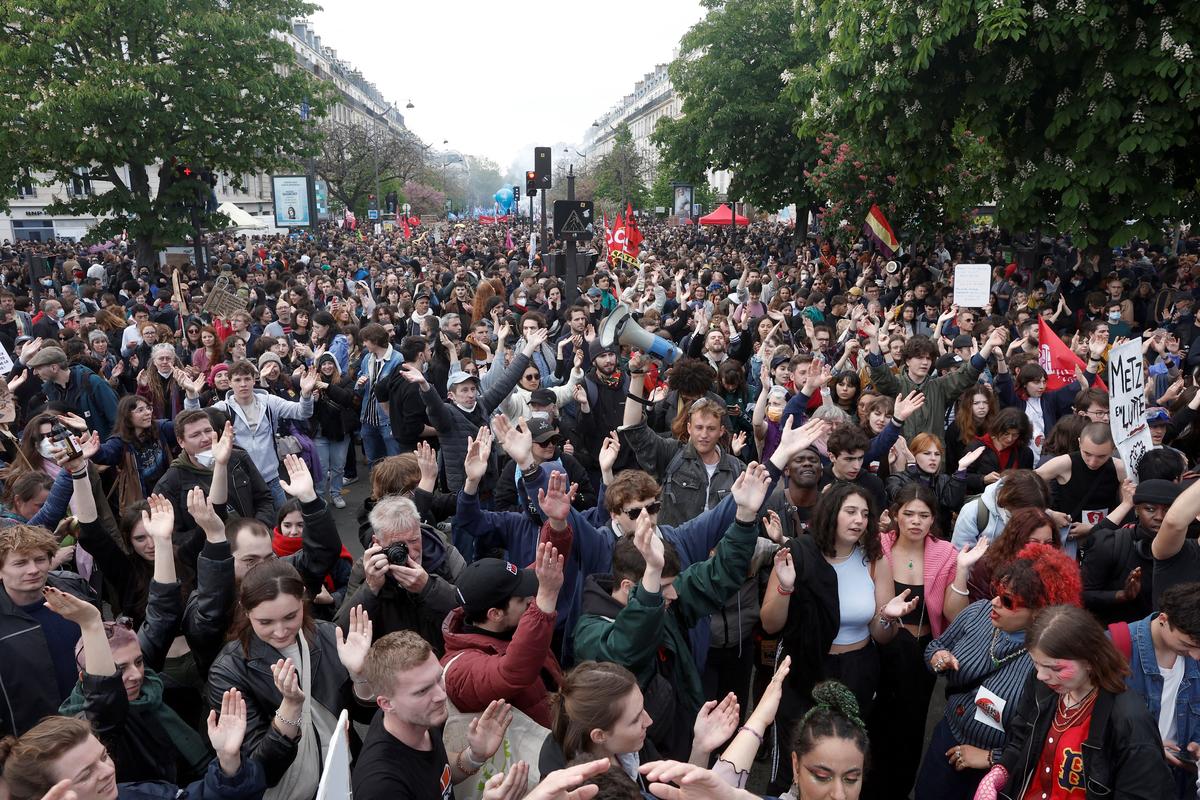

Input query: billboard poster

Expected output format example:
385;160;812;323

272;175;311;227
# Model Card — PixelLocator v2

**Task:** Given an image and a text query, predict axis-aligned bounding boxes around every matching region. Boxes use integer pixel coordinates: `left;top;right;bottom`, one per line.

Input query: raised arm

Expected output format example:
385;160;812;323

1153;476;1200;560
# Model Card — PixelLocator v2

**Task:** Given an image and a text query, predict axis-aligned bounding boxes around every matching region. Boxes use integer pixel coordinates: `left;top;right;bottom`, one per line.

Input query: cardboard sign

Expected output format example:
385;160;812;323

953;263;992;308
315;710;350;800
1107;339;1154;481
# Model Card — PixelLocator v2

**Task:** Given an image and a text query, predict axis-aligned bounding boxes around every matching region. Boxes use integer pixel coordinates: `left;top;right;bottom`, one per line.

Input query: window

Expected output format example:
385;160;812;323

69;167;91;198
16;170;35;198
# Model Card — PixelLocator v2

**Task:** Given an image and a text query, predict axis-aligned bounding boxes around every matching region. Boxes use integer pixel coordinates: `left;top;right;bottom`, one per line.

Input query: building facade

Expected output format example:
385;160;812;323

0;19;405;244
582;61;731;200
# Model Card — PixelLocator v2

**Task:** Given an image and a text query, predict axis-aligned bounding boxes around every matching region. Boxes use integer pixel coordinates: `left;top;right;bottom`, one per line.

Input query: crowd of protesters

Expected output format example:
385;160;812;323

0;217;1197;800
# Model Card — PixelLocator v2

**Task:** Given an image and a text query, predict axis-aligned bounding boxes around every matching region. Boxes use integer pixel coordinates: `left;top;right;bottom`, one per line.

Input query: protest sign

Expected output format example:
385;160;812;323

1107;339;1153;482
953;263;991;307
315;710;351;800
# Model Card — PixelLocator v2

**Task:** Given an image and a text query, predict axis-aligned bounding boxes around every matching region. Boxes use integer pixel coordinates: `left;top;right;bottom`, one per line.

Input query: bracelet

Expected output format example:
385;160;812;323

70;469;88;480
274;711;301;728
949;583;970;596
454;749;479;776
777;584;794;596
464;747;486;768
737;725;764;744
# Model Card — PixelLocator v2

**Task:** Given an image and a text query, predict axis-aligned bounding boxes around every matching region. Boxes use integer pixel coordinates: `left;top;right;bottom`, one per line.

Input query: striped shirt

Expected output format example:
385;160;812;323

925;599;1034;750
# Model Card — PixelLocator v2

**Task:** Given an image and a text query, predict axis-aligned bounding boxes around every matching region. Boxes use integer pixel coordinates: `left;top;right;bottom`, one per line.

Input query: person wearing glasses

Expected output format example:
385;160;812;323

911;543;1082;800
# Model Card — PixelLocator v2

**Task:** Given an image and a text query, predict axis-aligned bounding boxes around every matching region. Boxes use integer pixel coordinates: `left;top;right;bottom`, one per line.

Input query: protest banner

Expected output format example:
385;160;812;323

953;263;992;307
315;709;351;800
1107;339;1153;482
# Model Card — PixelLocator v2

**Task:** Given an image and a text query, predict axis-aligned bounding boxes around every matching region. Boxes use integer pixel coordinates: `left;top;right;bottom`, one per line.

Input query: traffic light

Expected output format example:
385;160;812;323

513;185;520;205
525;171;537;197
367;194;378;210
534;147;552;189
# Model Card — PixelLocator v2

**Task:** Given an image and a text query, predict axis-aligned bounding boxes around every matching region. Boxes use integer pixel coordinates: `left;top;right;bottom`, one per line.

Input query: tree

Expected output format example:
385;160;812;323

0;0;331;267
591;124;648;211
653;0;821;239
403;181;446;216
648;170;716;216
317;122;429;219
792;0;1200;249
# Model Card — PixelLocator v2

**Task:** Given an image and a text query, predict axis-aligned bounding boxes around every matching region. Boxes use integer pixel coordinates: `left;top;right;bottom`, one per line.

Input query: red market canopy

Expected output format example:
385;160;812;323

698;204;749;226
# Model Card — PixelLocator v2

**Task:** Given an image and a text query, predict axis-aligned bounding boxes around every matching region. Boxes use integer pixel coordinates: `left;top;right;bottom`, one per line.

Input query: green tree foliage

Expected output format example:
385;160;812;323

0;0;330;265
654;0;820;237
318;122;429;219
648;170;716;216
591;124;648;210
792;0;1200;248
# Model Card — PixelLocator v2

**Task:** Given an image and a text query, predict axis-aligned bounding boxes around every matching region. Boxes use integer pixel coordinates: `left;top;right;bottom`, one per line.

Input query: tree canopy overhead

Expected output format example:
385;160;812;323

0;0;331;264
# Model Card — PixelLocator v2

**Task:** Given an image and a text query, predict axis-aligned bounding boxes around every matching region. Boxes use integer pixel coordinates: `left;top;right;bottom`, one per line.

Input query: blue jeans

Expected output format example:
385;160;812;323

314;436;349;496
264;477;286;511
913;718;988;800
360;420;400;464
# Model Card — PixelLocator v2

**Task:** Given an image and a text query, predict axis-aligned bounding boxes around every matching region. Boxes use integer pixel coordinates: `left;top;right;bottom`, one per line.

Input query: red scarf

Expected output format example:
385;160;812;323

981;433;1017;471
272;527;352;591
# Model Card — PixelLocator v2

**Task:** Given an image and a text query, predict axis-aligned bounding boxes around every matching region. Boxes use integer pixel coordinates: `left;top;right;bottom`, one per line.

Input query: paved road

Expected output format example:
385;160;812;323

327;451;373;558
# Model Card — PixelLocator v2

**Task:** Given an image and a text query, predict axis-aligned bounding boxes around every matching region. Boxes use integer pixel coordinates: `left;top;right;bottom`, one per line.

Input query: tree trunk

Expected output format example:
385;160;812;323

793;203;810;244
128;163;158;270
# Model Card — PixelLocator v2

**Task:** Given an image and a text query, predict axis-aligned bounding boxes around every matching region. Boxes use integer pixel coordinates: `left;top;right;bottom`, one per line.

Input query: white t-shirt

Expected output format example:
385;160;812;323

1025;397;1045;458
1158;654;1185;745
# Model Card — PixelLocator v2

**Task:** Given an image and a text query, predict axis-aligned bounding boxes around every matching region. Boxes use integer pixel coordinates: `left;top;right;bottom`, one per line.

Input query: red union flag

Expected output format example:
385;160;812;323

1038;317;1107;392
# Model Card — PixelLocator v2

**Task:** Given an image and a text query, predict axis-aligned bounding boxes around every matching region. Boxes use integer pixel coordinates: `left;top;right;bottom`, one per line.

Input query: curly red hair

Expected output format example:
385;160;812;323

993;542;1081;610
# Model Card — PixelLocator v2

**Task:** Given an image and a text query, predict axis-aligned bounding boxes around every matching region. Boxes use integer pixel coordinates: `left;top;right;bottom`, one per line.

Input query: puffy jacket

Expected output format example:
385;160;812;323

951;478;1008;549
998;679;1172;800
867;350;985;441
43;364;119;439
620;421;745;528
0;570;99;737
441;602;564;728
207;620;374;785
183;388;314;483
885;464;982;537
572;519;759;760
116;756;266;800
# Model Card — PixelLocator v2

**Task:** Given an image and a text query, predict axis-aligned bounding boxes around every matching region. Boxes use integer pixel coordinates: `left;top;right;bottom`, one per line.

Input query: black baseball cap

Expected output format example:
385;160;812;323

456;558;538;615
527;416;559;444
952;335;974;349
529;388;556;407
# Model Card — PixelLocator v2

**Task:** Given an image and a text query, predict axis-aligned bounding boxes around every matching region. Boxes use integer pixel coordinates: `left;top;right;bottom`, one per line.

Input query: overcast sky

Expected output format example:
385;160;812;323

309;0;706;176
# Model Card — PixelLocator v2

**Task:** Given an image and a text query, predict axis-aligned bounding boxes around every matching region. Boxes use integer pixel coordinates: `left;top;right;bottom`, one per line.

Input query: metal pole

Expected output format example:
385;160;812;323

539;189;547;258
730;198;736;243
564;165;579;304
373;117;381;229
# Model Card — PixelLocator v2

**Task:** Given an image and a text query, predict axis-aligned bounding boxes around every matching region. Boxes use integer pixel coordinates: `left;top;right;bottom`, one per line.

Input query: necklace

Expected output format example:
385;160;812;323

989;628;1027;669
1053;688;1097;732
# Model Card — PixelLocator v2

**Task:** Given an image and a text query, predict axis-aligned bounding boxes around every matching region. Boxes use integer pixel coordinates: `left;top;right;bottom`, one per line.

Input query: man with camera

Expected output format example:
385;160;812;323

336;495;464;654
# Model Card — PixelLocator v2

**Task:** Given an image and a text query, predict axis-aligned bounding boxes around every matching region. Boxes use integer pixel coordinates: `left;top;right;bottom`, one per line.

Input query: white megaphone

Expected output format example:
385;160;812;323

599;303;683;364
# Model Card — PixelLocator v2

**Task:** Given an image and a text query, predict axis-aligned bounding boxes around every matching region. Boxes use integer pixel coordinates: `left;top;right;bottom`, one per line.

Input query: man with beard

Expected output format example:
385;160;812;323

577;339;637;478
1084;479;1182;625
764;445;823;537
553;306;591;382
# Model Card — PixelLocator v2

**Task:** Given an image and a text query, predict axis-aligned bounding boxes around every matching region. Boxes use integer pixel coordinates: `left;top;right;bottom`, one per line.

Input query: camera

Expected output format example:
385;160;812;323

385;542;410;567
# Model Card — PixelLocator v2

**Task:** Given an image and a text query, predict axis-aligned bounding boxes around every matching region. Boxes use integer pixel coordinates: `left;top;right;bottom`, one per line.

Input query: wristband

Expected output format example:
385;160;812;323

777;584;794;596
949;583;969;596
274;711;301;728
737;725;764;744
70;468;88;480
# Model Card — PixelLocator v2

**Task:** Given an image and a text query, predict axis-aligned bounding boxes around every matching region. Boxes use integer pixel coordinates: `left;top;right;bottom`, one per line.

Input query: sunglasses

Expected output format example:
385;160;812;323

992;585;1023;611
104;616;134;638
534;436;561;448
624;501;662;520
523;372;540;381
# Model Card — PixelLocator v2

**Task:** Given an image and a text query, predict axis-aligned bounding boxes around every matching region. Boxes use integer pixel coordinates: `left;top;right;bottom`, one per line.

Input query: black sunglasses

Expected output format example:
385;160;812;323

104;616;134;638
523;372;540;380
624;501;662;520
535;436;561;448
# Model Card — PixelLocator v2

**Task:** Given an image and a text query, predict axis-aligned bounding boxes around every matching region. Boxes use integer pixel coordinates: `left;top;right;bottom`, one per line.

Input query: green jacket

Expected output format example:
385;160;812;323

869;352;985;441
572;519;758;756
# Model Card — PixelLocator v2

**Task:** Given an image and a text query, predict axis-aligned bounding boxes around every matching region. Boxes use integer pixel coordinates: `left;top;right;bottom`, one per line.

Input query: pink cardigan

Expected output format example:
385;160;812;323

880;532;958;637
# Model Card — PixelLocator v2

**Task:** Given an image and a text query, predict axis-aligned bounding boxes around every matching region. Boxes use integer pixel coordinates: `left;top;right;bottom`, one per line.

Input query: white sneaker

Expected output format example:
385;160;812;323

332;495;346;509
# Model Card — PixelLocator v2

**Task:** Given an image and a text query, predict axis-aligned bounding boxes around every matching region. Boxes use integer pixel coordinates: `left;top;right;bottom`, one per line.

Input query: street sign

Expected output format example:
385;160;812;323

367;209;379;220
553;200;595;242
402;203;411;214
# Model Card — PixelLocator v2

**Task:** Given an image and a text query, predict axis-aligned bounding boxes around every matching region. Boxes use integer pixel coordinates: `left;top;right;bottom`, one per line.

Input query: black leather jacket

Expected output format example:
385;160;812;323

999;677;1173;800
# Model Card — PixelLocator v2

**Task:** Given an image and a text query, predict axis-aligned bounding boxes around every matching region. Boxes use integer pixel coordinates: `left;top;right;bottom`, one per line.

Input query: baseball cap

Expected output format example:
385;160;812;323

447;370;480;389
456;558;539;616
935;353;963;371
1146;407;1171;426
848;287;864;297
527;416;559;444
529;388;556;407
952;335;974;349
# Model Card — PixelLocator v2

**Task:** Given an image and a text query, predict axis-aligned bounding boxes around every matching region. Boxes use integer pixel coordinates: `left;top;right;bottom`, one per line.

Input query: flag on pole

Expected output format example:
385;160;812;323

505;228;514;250
401;215;411;239
863;204;899;257
1038;317;1107;392
625;203;643;258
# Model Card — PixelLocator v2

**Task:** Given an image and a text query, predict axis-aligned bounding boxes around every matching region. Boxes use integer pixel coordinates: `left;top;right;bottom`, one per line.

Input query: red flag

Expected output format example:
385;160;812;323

626;207;643;258
1038;317;1107;392
401;215;411;239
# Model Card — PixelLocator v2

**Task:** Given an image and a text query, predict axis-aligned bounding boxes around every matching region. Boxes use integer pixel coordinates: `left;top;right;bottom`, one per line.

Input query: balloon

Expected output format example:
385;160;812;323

494;187;514;210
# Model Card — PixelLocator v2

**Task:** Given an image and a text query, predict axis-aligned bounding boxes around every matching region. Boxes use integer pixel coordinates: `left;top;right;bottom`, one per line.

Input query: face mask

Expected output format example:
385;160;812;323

40;278;53;287
1107;312;1121;323
38;438;57;460
766;407;783;423
194;449;215;468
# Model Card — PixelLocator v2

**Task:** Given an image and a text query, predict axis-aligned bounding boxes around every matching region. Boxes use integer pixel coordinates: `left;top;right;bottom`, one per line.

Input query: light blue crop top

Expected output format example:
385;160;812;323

831;548;875;646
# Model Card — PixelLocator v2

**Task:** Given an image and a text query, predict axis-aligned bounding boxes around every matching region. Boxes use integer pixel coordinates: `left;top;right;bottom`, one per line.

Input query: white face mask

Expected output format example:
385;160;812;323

194;449;215;468
38;438;57;460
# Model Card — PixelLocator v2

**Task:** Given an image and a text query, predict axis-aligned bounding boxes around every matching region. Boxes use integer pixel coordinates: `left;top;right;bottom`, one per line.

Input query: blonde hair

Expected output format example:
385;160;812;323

0;524;58;568
366;631;433;697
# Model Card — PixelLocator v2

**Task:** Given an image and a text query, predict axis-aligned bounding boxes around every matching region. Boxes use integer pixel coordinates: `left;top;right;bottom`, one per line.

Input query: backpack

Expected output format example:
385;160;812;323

962;492;990;533
1108;621;1133;661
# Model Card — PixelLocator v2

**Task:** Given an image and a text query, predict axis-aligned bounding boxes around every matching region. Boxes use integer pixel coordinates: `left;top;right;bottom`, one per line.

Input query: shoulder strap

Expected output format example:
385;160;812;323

975;498;989;532
1107;621;1133;661
664;447;688;484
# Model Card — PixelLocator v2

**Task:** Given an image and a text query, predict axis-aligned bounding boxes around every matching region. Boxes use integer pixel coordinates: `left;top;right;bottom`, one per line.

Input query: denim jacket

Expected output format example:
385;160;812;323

1127;612;1200;797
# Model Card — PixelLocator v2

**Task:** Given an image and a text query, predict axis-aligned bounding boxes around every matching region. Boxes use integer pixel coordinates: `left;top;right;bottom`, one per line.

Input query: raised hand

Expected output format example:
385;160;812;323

467;700;514;761
598;431;620;475
212;421;234;466
730;430;748;456
19;336;43;364
271;658;305;703
299;365;319;396
1116;566;1143;604
774;417;830;462
534;540;565;604
492;414;532;466
42;585;101;626
208;688;248;776
398;362;429;388
634;511;664;574
521;758;610;800
762;510;784;544
187;485;224;540
731;462;772;519
956;446;984;472
893;390;925;422
416;440;439;487
956;536;989;570
142;493;175;542
463;427;494;485
537;470;577;525
522;326;549;354
481;761;531;800
692;693;740;757
882;588;919;621
278;453;317;502
336;605;373;676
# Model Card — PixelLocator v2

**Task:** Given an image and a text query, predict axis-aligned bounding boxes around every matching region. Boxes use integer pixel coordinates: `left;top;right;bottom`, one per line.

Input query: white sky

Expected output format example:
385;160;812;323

309;0;706;176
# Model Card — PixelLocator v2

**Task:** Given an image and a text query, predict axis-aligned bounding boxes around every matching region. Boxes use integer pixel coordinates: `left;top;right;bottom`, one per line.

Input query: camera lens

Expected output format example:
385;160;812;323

385;542;410;566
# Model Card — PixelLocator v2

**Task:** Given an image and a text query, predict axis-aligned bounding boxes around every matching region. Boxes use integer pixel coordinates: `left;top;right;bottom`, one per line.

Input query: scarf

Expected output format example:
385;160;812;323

272;528;352;592
594;369;622;389
60;671;210;777
980;433;1017;471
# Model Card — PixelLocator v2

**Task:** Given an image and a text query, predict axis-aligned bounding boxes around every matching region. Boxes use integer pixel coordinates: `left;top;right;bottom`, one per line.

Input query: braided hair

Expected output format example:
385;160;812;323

793;680;869;763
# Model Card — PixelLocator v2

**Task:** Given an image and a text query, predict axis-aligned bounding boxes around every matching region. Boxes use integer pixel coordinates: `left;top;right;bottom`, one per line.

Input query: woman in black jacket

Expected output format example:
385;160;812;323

886;431;986;538
206;559;376;799
964;407;1035;483
310;352;355;509
975;604;1173;800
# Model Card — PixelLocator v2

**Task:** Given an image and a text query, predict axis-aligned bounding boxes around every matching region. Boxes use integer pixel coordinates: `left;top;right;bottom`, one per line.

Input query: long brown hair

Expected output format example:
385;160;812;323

471;278;506;324
112;394;156;444
1027;605;1130;693
0;412;55;491
198;324;225;365
955;385;997;446
978;507;1058;576
550;661;639;762
0;716;93;800
812;482;882;562
228;559;315;656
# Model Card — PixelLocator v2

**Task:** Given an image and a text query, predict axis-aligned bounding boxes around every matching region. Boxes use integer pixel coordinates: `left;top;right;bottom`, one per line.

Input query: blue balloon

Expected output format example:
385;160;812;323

494;187;514;209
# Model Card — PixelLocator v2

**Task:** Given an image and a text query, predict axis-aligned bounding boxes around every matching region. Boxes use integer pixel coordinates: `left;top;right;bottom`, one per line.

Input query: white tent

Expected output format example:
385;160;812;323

216;202;269;231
